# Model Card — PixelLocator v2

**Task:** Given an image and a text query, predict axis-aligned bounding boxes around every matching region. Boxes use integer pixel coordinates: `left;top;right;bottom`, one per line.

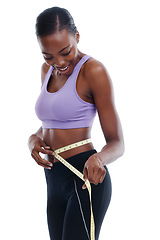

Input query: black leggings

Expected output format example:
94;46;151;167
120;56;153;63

44;150;112;240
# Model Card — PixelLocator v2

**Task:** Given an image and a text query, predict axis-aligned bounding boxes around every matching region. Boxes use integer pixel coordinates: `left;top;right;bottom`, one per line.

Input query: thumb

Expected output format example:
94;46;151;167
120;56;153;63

39;140;54;155
82;167;88;189
83;167;88;181
44;145;51;149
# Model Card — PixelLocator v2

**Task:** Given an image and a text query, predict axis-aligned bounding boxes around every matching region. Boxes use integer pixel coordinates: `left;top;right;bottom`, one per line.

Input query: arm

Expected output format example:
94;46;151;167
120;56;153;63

91;63;124;165
83;60;124;187
28;63;53;169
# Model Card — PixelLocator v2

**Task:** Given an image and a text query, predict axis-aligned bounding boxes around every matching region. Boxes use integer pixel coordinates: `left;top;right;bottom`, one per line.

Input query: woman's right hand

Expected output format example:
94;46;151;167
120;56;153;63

28;134;54;169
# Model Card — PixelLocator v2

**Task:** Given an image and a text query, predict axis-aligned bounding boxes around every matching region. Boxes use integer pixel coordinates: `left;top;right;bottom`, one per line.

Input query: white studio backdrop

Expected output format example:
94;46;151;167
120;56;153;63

0;0;160;239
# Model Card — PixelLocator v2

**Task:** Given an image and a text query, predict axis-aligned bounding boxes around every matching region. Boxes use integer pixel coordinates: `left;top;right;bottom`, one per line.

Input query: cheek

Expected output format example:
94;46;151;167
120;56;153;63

44;60;51;66
69;48;79;60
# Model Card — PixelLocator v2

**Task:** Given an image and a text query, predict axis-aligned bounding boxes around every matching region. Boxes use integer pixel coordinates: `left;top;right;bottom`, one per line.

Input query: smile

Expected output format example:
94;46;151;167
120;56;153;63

59;66;68;71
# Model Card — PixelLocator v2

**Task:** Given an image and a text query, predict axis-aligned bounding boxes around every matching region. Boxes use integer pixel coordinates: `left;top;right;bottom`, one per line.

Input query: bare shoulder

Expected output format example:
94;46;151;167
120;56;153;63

83;57;113;94
41;63;50;83
84;57;105;73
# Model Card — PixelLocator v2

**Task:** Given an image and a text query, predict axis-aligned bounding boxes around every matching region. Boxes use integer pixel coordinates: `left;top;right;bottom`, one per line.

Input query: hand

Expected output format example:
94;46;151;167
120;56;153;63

28;135;54;169
82;153;106;189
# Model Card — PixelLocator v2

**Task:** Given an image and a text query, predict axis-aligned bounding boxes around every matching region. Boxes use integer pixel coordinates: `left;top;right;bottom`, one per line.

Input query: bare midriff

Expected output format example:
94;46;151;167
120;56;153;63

43;127;94;163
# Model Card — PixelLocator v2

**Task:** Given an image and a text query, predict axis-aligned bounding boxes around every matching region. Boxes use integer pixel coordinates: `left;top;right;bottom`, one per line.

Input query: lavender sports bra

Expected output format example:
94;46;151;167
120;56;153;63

35;55;97;129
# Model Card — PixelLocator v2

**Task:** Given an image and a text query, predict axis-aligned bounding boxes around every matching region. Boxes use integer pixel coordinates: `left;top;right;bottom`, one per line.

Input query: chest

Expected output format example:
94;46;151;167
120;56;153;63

47;69;94;104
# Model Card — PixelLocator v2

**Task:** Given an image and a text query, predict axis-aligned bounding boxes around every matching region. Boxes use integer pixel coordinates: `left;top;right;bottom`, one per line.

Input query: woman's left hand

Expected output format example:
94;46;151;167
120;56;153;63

82;153;106;189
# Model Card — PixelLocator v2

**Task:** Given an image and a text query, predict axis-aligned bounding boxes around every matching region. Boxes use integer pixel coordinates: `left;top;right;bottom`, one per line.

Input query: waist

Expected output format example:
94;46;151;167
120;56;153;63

45;149;97;174
43;128;93;161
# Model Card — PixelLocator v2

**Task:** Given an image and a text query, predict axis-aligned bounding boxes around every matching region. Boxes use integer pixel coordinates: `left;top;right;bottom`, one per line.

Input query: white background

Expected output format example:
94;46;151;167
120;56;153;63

0;0;160;239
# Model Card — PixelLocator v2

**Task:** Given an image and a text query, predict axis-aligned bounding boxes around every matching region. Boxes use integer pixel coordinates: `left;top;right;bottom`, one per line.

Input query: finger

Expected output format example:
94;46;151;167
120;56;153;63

91;169;100;185
35;157;52;169
36;146;54;156
86;166;94;183
83;167;88;181
94;167;106;184
32;151;53;169
31;153;49;168
38;140;54;155
99;168;106;183
82;183;86;190
87;163;106;185
31;153;50;169
44;146;51;149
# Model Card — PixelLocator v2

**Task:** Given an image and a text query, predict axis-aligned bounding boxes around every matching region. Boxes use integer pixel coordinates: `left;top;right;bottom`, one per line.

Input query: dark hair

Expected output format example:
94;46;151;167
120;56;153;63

36;7;77;37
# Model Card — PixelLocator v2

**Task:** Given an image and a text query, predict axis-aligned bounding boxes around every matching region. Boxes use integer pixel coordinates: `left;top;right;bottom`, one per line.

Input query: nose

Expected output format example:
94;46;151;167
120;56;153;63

53;57;66;68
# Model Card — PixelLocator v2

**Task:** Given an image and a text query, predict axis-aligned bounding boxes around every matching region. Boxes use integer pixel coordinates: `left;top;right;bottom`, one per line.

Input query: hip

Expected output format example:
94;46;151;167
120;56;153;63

44;149;111;185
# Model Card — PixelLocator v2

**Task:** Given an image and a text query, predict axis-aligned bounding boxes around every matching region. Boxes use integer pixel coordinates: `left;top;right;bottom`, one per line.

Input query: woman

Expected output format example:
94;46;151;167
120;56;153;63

28;6;124;240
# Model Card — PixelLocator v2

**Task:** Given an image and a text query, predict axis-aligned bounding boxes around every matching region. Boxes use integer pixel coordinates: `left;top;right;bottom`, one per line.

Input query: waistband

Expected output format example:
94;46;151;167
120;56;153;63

51;149;97;171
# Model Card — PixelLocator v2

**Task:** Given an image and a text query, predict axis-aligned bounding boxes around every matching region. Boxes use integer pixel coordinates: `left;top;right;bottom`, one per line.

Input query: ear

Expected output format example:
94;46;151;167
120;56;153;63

75;30;80;43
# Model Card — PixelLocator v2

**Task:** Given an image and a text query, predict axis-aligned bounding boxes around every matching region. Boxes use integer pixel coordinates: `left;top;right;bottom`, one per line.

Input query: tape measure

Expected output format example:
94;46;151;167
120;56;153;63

54;139;95;240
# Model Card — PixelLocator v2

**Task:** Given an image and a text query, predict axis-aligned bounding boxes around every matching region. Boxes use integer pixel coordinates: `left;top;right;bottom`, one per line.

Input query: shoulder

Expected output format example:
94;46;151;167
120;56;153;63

84;57;105;72
41;63;50;83
83;57;113;97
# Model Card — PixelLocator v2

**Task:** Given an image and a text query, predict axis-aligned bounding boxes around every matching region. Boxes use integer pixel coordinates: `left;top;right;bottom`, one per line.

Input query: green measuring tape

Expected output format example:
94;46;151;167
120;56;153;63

54;138;95;240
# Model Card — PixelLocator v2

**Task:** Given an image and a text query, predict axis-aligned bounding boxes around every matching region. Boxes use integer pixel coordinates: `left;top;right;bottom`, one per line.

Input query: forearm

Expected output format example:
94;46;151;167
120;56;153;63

98;140;125;165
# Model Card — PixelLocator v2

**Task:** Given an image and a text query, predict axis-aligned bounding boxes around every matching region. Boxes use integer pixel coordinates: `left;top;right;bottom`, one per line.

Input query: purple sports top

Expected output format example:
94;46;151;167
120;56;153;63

35;55;97;129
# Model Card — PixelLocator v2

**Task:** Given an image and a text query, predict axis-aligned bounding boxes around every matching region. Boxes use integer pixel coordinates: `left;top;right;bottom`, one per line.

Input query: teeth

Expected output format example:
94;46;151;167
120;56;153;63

59;66;68;71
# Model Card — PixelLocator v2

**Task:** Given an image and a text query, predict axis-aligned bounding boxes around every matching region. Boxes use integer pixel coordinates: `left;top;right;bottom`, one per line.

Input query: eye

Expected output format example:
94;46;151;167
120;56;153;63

62;50;71;56
43;56;53;60
42;54;53;60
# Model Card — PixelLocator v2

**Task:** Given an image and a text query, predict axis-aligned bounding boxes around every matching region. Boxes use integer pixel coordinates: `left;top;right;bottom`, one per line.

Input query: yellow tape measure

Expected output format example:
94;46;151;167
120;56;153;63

54;139;95;240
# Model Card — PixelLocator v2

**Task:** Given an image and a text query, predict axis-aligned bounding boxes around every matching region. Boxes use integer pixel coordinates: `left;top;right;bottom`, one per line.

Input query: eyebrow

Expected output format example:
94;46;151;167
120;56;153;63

58;45;70;53
42;45;70;55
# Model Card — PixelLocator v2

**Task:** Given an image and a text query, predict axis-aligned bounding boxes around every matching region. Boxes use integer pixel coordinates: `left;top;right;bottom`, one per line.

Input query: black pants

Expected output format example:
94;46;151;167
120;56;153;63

44;150;112;240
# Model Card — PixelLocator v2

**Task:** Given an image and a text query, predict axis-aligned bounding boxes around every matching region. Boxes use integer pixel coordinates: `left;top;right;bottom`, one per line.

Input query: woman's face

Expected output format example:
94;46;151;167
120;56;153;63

38;29;80;76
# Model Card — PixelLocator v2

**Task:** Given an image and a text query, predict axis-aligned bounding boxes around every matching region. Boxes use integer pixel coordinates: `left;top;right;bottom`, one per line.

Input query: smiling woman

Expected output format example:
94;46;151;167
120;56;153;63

28;6;124;240
37;29;80;76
